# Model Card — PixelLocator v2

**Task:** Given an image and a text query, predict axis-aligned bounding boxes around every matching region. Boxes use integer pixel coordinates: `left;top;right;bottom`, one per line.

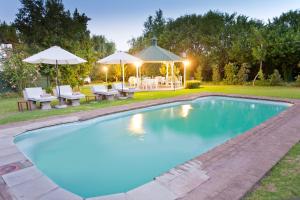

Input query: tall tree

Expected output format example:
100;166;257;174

15;0;45;47
266;10;300;81
0;22;18;44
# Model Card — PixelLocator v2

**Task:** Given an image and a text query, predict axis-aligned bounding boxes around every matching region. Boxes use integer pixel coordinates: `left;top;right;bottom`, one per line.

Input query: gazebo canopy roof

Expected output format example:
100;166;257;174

136;37;183;63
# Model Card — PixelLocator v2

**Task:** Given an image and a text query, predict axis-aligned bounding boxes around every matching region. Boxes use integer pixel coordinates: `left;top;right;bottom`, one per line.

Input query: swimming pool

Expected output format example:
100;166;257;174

14;96;291;198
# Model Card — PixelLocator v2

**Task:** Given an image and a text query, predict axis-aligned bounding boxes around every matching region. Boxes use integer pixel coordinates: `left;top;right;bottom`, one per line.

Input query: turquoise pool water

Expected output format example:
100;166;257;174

14;97;290;198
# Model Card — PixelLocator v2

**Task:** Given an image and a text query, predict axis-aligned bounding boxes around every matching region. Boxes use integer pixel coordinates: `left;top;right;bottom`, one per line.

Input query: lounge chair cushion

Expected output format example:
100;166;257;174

56;85;73;96
92;85;118;96
92;85;107;93
56;85;85;100
25;87;57;102
40;94;51;98
120;88;135;93
60;94;85;100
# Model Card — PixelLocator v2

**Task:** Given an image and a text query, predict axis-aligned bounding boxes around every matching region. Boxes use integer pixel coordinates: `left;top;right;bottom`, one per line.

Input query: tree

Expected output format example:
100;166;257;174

194;66;203;81
269;69;283;86
2;50;40;92
0;22;18;44
224;63;238;84
14;0;115;87
212;64;221;82
251;28;267;85
237;63;250;84
15;0;45;46
144;9;166;39
129;10;264;82
130;9;300;85
129;9;166;54
266;10;300;81
91;35;115;58
159;64;167;76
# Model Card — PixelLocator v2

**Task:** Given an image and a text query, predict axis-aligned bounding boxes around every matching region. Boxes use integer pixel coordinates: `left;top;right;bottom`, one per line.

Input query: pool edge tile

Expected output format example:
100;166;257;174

2;166;43;187
7;175;58;200
37;187;83;200
126;181;177;200
87;193;128;200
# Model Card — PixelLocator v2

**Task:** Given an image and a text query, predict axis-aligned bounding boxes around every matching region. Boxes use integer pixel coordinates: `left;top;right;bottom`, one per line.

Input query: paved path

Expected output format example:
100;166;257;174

0;93;300;200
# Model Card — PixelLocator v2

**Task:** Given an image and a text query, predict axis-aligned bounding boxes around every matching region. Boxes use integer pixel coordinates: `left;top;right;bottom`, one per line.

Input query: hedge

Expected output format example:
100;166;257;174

185;80;201;89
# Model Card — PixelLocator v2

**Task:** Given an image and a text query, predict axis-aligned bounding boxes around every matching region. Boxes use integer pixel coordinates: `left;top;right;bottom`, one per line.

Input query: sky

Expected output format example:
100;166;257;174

0;0;299;51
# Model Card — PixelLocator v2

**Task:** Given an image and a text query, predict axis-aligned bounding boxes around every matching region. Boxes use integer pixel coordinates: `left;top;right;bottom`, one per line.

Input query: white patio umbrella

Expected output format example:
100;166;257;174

97;51;143;91
23;46;87;104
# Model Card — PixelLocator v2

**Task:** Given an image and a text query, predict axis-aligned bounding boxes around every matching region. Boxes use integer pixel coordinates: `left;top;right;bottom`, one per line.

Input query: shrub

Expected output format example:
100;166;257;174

185;80;201;89
194;65;203;81
254;80;270;86
237;63;250;84
295;75;300;87
107;83;112;89
258;68;265;81
2;51;40;93
212;64;221;83
0;92;19;99
269;69;283;86
0;72;12;93
44;86;53;94
224;63;238;84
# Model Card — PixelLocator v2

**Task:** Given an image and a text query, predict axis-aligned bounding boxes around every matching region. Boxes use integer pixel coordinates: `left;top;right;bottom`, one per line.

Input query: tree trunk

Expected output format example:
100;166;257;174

252;60;263;86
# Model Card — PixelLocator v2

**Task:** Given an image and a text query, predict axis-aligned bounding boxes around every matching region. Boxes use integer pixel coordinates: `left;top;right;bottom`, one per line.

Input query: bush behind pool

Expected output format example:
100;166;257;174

186;80;201;89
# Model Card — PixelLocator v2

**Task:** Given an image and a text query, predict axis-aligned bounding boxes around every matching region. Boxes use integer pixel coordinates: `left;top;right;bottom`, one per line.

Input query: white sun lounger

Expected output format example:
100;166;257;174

55;85;85;106
91;85;118;101
24;87;57;110
112;83;135;98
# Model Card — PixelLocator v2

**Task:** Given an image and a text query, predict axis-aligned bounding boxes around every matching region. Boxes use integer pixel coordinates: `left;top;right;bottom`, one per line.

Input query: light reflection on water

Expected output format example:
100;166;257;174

128;114;145;137
181;104;193;118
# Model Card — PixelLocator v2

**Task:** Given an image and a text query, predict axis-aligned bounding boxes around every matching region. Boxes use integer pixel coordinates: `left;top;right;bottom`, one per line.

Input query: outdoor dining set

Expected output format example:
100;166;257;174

128;76;183;90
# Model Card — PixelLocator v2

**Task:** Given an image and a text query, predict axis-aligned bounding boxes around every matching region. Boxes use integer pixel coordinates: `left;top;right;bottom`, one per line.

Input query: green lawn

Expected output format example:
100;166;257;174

246;142;300;200
0;84;299;199
0;85;300;125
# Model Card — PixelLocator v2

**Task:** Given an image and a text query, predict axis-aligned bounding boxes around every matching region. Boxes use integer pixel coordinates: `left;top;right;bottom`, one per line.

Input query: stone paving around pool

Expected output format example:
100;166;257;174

0;93;300;200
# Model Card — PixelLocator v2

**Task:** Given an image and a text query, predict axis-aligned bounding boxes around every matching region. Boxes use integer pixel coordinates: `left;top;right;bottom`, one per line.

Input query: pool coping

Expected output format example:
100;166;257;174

0;93;300;200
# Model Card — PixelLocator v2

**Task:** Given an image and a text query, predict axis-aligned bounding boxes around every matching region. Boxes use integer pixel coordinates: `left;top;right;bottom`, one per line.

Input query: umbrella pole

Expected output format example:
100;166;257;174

121;60;124;92
136;64;139;87
140;65;142;86
56;60;62;105
171;62;175;91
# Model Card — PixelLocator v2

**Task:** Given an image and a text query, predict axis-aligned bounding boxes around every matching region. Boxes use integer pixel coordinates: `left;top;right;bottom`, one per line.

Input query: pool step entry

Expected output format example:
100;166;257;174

155;160;209;198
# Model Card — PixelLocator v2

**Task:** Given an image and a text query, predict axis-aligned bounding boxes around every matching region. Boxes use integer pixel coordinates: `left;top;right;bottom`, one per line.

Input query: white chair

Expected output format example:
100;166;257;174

112;83;135;98
55;85;85;106
128;76;138;87
161;77;166;85
24;87;57;110
141;78;148;90
91;85;118;101
172;76;182;87
178;76;183;86
147;79;158;90
166;76;173;87
155;76;165;85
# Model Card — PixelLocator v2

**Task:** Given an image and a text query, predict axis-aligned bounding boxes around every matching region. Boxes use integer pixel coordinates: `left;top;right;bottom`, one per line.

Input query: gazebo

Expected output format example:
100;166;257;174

136;37;189;90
